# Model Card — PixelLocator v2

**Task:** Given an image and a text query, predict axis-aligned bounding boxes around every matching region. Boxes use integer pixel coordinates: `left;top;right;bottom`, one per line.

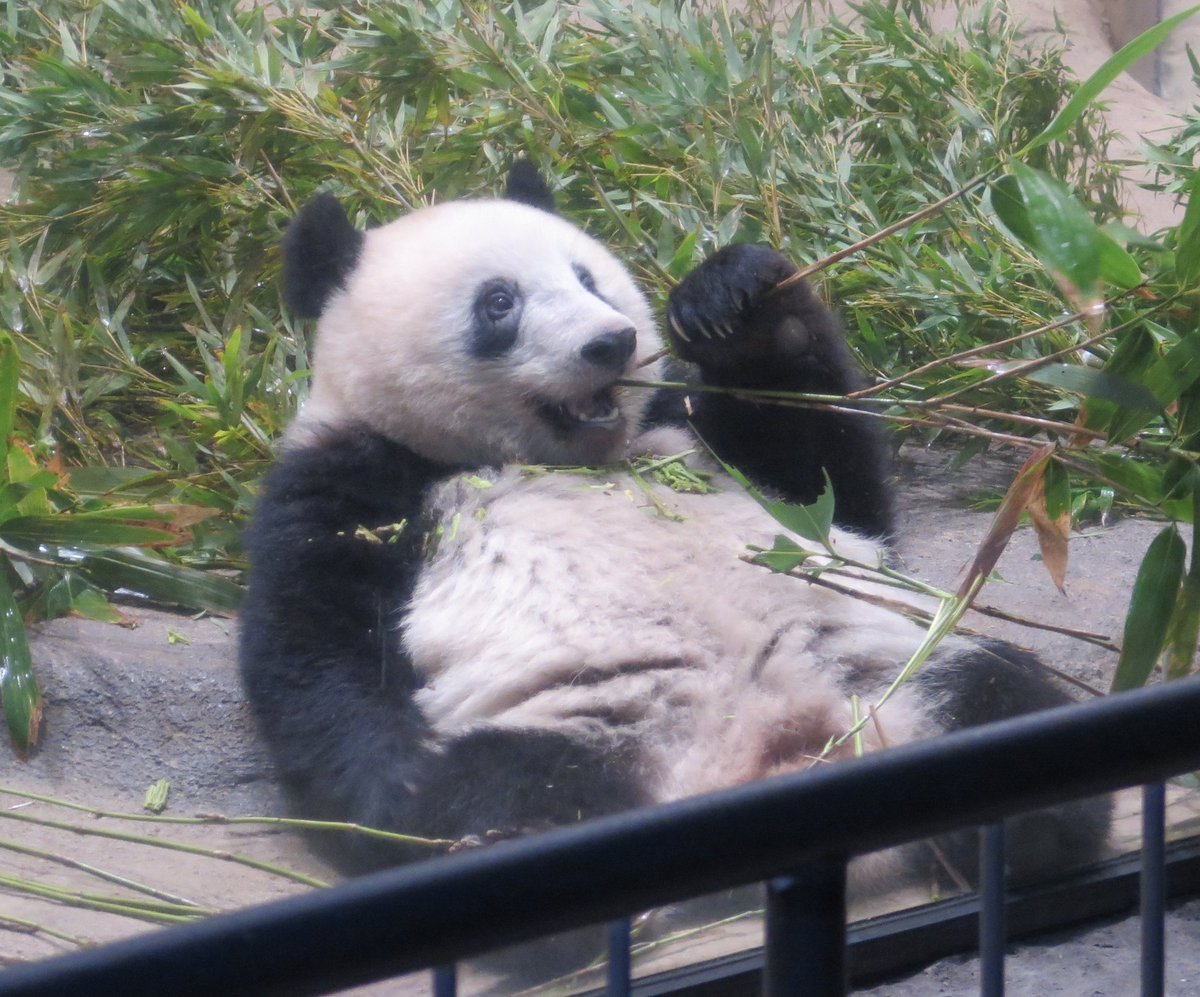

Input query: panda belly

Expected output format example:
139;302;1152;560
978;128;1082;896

403;465;952;803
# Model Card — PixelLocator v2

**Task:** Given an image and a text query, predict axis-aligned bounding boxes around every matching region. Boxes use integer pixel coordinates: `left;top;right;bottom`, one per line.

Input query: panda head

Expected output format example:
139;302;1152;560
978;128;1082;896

282;165;662;466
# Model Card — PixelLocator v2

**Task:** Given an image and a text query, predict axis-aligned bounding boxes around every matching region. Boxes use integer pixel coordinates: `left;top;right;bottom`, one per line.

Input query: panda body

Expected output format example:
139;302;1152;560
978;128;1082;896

407;449;950;803
240;164;1109;896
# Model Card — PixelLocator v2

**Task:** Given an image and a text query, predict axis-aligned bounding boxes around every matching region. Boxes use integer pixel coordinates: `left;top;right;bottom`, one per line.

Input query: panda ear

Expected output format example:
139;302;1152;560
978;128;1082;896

504;159;557;214
281;194;364;318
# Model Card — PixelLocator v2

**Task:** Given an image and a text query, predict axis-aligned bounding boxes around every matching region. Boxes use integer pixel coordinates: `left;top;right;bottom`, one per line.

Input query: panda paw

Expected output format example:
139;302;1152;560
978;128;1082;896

666;244;802;372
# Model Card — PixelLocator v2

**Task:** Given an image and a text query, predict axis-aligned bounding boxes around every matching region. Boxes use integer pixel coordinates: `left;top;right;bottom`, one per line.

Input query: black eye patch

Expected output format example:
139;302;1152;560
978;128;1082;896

470;278;523;359
573;264;598;294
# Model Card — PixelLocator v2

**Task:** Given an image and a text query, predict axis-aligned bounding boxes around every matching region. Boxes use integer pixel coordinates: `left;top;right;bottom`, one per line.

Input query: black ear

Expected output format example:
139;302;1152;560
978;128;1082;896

504;159;556;213
281;194;364;318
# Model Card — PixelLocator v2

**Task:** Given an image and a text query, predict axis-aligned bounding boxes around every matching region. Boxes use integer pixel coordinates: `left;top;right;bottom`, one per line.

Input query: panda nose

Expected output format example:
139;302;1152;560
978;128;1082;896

581;327;637;370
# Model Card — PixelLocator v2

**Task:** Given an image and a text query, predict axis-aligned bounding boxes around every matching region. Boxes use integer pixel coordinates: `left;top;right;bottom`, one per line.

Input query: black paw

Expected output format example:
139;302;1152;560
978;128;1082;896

667;245;856;390
666;245;803;370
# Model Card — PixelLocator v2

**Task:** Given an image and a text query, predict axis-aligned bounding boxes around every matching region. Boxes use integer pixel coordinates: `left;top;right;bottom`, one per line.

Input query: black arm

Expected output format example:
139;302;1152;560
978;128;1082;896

239;426;646;870
663;244;894;538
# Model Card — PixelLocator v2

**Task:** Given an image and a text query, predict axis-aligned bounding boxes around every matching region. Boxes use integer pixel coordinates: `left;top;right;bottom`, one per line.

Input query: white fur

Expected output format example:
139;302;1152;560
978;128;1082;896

404;433;967;805
290;199;662;466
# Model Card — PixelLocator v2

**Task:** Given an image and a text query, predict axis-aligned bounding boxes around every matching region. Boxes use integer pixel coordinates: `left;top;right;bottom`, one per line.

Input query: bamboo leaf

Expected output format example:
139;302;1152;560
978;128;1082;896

77;548;242;616
0;333;20;467
1095;230;1143;289
753;534;815;573
0;567;40;756
1012;164;1103;294
1111;526;1186;692
1027;469;1070;594
1164;572;1200;680
724;461;835;548
1043;459;1071;520
1021;4;1200;155
1177;172;1200;286
994;166;1140;292
958;444;1054;601
0;516;179;549
1027;363;1161;412
989;173;1036;246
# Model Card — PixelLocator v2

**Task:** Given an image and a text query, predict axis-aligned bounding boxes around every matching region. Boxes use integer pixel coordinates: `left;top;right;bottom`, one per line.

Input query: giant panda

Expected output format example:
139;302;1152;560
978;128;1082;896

239;162;1109;910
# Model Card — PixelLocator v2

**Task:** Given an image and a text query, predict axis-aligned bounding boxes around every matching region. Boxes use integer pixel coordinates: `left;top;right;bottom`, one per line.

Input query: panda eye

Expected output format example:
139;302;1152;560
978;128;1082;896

483;287;515;321
471;279;523;359
573;264;597;294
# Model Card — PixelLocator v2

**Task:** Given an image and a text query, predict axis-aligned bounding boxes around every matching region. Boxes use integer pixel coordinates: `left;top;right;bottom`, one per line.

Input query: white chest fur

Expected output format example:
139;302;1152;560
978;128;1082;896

403;448;955;802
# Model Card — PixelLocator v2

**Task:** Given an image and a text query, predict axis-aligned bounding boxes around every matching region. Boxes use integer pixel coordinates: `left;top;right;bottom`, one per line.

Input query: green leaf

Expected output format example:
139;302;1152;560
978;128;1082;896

1095;230;1143;289
1111;526;1187;692
989;173;1036;246
1164;571;1200;679
753;534;814;573
77;548;243;616
1022;4;1200;156
0;333;20;467
724;461;834;547
1176;171;1200;286
31;572;127;625
0;516;178;548
0;567;40;755
1043;459;1071;520
1026;363;1161;411
1011;164;1103;294
993;165;1140;291
1142;331;1200;408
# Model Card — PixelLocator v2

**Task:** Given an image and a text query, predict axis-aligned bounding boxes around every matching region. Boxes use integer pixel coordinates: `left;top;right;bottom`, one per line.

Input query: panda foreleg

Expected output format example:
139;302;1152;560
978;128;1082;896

239;426;443;865
666;244;893;537
239;427;647;868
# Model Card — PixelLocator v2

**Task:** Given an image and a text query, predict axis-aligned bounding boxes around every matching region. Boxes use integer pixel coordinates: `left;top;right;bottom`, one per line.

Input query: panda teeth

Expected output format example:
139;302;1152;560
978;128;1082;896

562;395;619;426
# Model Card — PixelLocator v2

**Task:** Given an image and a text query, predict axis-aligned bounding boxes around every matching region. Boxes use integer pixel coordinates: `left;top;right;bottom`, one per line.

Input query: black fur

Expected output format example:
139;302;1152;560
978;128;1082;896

664;244;894;538
504;158;557;213
239;427;649;869
915;641;1113;883
469;278;524;359
281;193;364;318
244;169;1107;914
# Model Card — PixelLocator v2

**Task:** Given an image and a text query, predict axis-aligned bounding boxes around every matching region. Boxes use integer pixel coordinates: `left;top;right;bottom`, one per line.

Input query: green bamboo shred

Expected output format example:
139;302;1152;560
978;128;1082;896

143;778;170;814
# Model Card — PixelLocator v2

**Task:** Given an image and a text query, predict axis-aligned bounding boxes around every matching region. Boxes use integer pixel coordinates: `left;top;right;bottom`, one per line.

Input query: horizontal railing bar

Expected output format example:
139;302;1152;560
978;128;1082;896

2;678;1199;997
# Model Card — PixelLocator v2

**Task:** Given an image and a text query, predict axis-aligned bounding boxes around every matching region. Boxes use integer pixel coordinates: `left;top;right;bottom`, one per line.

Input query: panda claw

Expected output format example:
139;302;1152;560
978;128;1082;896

667;311;691;343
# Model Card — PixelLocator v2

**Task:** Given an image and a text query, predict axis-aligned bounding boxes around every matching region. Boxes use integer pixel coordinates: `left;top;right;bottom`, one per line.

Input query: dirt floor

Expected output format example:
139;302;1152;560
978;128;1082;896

2;445;1197;996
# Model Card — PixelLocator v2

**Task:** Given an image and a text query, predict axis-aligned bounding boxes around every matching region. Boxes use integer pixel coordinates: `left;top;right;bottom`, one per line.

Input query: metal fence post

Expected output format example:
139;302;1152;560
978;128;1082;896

979;822;1006;997
763;857;847;997
1141;782;1167;997
607;918;632;996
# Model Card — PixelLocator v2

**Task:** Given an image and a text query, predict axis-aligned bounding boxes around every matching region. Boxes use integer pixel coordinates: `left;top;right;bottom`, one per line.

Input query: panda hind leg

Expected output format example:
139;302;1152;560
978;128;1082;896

914;640;1113;886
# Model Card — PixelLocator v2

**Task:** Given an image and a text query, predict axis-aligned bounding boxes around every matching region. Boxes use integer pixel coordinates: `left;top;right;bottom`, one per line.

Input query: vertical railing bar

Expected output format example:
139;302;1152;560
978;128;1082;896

1141;782;1167;997
979;822;1006;997
432;963;457;997
763;856;847;997
606;918;632;997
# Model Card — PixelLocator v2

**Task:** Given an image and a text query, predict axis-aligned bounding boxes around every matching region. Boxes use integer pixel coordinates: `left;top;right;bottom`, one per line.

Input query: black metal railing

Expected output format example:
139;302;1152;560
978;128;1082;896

2;677;1199;997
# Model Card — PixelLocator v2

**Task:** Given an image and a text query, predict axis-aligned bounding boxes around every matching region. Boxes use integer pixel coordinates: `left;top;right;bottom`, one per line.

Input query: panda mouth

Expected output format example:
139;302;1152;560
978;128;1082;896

539;387;621;432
